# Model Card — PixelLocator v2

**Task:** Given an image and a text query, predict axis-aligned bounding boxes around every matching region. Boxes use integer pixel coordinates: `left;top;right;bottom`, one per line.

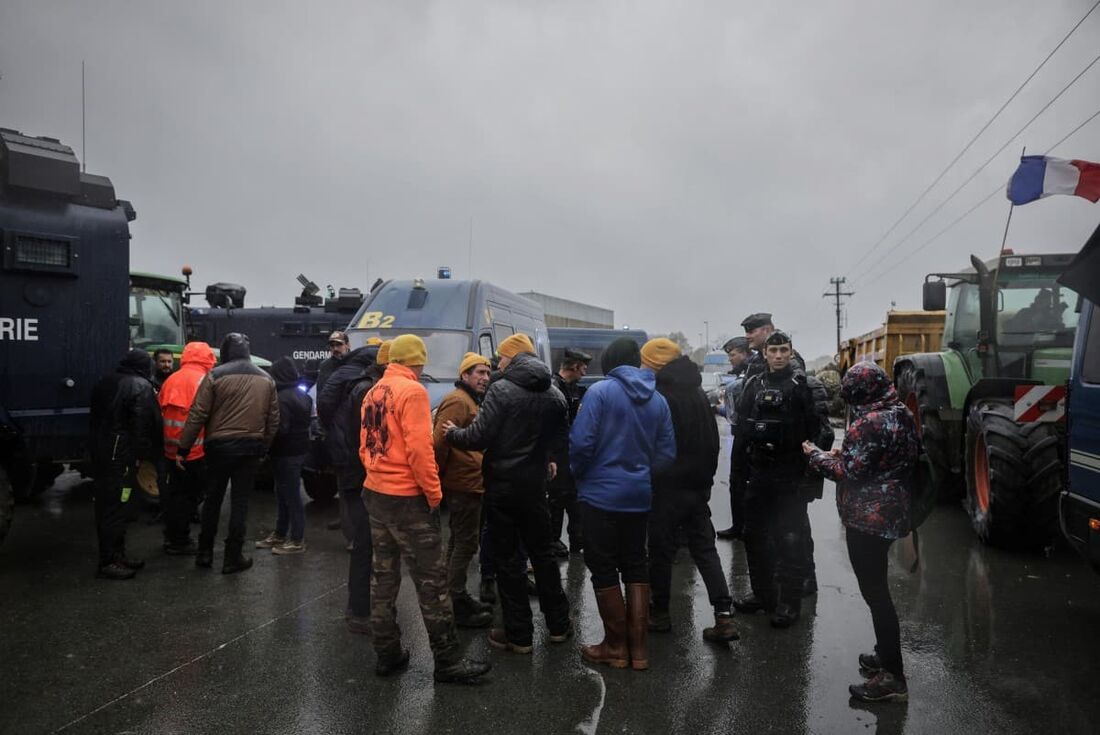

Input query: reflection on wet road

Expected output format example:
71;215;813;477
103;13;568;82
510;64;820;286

2;437;1098;734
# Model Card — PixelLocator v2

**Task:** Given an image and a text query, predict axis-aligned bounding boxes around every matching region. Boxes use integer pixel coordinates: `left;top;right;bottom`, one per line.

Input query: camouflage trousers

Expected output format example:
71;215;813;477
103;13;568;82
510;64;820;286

365;492;460;665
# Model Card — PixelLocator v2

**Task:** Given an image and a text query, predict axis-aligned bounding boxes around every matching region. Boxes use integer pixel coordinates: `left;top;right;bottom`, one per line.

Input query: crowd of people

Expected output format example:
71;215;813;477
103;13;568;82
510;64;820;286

87;312;921;701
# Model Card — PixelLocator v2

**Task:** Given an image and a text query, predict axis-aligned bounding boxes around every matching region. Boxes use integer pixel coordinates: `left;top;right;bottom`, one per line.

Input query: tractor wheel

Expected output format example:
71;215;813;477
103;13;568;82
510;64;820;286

0;465;14;546
964;398;1060;549
895;363;961;498
302;468;338;504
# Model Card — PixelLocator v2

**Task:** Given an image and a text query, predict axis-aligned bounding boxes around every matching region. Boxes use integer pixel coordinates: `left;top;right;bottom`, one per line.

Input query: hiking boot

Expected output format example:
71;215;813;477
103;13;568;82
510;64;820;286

272;540;306;555
222;555;254;575
551;539;569;559
164;540;199;556
96;562;136;580
849;671;908;703
716;526;741;540
434;657;491;684
548;621;574;644
479;578;497;605
255;532;286;549
454;595;493;629
703;613;741;643
859;652;883;675
346;616;372;636
733;594;775;614
454;592;492;615
581;587;629;669
770;603;800;629
648;606;672;633
195;549;214;568
375;648;410;677
487;628;532;654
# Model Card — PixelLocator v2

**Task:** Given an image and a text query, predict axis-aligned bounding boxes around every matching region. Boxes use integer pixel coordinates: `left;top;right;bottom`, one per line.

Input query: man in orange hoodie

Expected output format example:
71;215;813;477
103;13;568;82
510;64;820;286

360;334;491;685
159;341;216;555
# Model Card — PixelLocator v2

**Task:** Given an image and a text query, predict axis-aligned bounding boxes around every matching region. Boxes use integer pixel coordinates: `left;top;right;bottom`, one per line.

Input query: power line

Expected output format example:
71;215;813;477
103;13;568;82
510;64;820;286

859;104;1100;284
823;277;855;353
851;48;1100;286
846;0;1100;275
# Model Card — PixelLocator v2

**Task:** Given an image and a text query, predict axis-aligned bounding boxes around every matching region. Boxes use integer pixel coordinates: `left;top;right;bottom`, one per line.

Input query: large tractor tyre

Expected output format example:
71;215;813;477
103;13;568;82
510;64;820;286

895;364;961;499
965;398;1060;549
301;468;338;504
29;461;63;497
0;466;14;546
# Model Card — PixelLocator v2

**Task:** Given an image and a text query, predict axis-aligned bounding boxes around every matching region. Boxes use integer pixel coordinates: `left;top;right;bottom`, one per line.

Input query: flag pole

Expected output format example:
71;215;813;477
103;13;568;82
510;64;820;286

1000;146;1026;254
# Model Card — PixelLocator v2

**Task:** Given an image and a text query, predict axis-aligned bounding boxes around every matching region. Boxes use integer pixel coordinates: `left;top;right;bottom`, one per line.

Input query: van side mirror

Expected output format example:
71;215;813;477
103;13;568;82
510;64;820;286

923;280;946;311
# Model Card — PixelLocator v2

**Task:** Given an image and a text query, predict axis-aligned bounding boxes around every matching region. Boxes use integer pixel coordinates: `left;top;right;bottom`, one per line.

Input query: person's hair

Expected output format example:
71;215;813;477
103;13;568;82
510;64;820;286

153;349;173;359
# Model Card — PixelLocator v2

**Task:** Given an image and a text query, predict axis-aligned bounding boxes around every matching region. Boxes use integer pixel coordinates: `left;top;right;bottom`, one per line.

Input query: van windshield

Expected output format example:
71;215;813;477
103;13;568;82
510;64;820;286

354;330;471;381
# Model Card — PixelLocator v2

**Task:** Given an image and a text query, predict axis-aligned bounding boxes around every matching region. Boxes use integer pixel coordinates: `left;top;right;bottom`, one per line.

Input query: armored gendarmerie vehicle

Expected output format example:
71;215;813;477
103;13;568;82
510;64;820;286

0;128;191;543
186;275;365;383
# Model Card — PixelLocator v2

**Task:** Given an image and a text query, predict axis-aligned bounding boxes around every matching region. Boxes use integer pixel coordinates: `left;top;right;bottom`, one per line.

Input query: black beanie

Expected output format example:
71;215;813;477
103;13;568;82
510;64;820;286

601;337;642;373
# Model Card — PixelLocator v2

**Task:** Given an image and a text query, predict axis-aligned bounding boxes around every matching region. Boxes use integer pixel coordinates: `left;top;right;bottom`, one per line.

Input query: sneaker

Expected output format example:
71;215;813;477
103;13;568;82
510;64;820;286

849;671;908;702
346;616;372;636
548;621;574;643
703;613;741;643
116;555;145;570
375;648;410;677
272;540;306;555
480;579;497;605
859;652;883;675
733;594;775;614
434;657;491;684
648;606;672;632
164;540;199;556
255;532;286;549
487;627;532;654
96;562;136;580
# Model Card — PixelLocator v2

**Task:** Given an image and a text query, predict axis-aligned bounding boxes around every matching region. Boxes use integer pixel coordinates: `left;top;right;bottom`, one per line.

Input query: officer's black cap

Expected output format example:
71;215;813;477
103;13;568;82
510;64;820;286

563;348;593;364
741;313;773;331
765;330;792;347
723;336;750;354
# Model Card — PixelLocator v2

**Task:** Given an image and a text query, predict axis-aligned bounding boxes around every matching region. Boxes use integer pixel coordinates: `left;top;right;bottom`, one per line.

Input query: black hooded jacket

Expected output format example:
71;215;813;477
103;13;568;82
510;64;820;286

89;349;163;467
270;357;312;457
446;351;568;486
317;345;380;479
653;355;720;493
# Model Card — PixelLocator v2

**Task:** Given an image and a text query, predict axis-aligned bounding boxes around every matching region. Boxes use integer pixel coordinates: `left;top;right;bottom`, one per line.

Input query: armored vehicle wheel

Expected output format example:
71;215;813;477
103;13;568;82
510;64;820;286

302;468;338;503
0;466;14;546
895;364;961;499
965;398;1060;549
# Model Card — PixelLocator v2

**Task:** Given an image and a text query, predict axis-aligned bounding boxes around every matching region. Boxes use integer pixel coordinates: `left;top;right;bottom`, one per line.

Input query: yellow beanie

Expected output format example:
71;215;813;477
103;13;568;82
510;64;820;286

641;338;681;371
388;334;427;366
459;352;491;376
376;340;392;365
498;333;535;359
366;337;384;346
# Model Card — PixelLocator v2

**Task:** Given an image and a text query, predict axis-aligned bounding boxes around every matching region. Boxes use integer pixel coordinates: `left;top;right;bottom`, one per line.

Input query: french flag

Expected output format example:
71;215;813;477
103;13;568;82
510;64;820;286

1006;155;1100;206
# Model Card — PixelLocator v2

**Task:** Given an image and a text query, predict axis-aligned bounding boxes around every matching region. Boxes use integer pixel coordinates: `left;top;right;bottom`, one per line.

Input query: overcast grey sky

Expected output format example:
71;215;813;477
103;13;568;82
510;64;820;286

2;0;1098;359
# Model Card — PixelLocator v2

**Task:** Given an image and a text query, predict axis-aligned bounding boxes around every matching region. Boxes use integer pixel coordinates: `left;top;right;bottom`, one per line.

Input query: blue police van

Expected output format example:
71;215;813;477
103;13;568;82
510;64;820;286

1063;297;1100;571
345;277;552;407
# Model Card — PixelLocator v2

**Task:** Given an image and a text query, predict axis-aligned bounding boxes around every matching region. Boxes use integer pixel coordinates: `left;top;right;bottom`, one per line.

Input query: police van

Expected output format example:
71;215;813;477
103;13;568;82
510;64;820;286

547;327;648;387
346;277;551;407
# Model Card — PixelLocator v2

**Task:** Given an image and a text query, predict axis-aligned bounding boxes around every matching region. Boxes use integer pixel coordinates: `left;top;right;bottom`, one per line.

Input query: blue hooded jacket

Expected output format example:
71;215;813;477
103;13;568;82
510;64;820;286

569;366;676;513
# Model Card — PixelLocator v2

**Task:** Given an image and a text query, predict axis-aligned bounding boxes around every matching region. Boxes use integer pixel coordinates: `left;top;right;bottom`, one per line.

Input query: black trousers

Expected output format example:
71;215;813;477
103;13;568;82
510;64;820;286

549;494;582;548
93;464;136;566
580;502;648;590
728;464;746;536
346;488;373;618
743;475;811;609
199;453;260;554
484;480;570;645
162;458;206;546
846;527;903;677
648;489;732;612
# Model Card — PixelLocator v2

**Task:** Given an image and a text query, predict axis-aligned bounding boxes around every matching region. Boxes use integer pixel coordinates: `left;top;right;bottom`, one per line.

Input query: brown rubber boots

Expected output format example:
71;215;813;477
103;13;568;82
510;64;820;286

581;586;629;668
625;583;650;671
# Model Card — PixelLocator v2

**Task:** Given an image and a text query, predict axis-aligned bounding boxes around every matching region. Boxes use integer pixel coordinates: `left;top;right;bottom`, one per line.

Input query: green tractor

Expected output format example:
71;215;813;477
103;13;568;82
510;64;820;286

894;251;1077;549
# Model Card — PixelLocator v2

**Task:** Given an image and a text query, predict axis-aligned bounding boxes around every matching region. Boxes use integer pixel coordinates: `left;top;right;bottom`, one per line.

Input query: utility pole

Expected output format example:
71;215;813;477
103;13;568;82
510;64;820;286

823;277;855;354
703;320;709;351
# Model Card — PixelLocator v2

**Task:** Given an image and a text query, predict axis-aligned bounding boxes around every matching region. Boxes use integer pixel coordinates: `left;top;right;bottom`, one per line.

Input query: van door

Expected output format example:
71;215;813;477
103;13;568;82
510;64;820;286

1069;300;1100;505
478;332;494;359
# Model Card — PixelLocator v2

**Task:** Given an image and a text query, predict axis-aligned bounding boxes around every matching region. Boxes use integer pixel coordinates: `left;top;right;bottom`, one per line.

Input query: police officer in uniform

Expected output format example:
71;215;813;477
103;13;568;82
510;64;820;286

740;313;806;381
731;330;828;628
548;347;592;557
717;336;750;540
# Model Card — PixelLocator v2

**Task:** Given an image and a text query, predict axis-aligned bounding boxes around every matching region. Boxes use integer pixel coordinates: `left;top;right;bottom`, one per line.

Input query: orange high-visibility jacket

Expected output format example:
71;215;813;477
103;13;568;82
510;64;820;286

360;363;443;507
159;342;216;460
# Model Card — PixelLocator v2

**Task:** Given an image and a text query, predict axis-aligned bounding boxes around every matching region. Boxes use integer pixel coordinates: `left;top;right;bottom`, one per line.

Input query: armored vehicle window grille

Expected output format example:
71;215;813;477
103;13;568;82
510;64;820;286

313;324;333;336
16;236;70;267
282;322;304;336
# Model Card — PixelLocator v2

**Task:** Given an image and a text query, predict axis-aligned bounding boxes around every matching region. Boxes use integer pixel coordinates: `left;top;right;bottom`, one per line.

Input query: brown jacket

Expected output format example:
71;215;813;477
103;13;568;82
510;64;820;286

432;383;484;494
179;359;279;458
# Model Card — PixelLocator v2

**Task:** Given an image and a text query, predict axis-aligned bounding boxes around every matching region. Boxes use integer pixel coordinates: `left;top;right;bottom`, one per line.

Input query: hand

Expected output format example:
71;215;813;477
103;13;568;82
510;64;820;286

829;447;842;457
547;462;558;481
801;441;818;457
442;420;457;434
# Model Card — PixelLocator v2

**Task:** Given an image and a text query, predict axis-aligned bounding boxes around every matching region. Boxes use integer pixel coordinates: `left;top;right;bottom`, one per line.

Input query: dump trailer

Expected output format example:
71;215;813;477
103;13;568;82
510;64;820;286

839;311;946;377
894;251;1077;549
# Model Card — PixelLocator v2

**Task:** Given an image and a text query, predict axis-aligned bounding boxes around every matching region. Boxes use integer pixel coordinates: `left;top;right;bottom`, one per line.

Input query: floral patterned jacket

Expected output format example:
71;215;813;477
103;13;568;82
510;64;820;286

809;363;919;540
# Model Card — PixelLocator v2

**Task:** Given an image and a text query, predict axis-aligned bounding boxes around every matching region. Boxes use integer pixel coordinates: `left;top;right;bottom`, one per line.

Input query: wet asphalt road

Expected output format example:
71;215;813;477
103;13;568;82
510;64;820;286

3;429;1100;735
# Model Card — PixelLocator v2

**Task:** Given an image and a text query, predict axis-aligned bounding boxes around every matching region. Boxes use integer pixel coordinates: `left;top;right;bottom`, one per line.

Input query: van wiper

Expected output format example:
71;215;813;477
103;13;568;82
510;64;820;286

419;372;440;383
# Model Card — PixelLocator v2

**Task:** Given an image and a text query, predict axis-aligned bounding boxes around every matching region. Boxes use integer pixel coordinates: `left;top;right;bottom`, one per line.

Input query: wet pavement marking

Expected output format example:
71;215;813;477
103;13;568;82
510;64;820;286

50;582;347;733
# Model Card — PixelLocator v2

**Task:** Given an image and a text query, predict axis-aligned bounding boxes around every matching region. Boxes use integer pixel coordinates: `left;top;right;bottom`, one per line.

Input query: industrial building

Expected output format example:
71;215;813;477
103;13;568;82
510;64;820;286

518;291;614;329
